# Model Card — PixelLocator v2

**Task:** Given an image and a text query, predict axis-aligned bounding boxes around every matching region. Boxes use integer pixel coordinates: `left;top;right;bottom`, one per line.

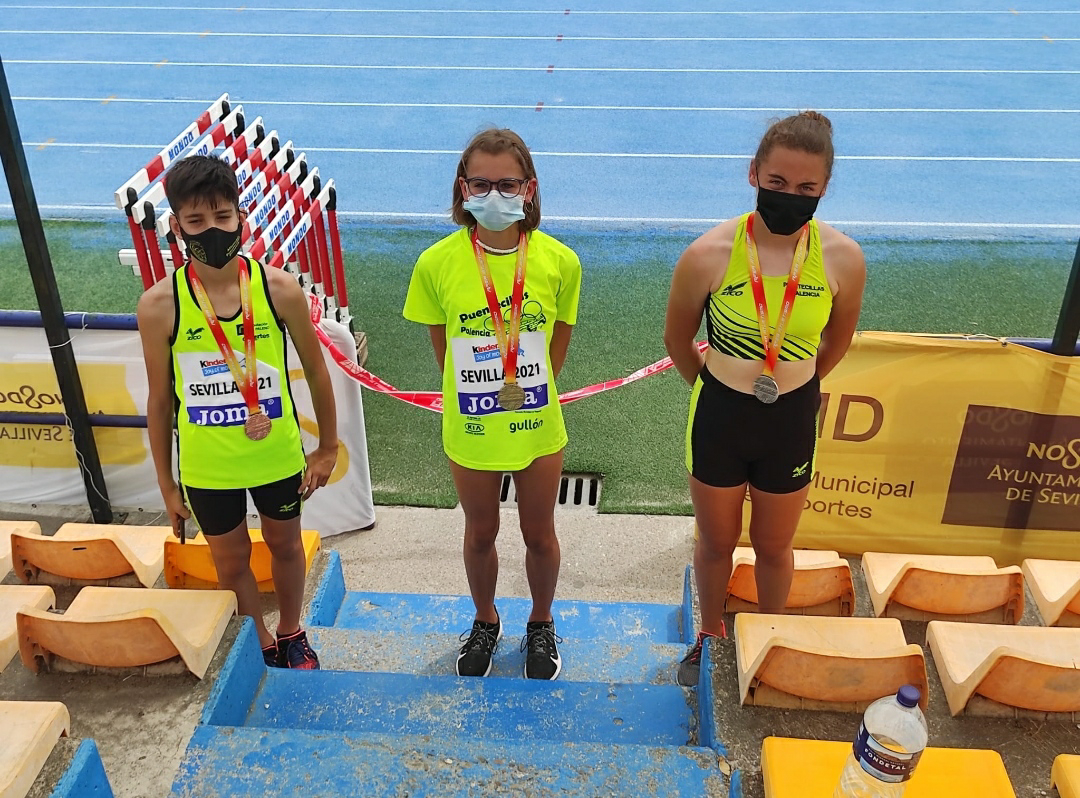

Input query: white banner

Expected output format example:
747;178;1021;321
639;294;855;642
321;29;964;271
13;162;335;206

0;316;375;537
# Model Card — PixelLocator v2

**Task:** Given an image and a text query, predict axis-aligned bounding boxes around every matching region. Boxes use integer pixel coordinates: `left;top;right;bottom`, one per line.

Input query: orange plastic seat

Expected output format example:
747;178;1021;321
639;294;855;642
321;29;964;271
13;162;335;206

863;552;1023;623
1;520;40;579
0;701;70;798
1053;754;1080;798
928;621;1080;717
727;547;854;616
164;528;321;591
736;614;927;712
11;523;172;587
1022;559;1080;627
1;585;55;672
17;586;236;678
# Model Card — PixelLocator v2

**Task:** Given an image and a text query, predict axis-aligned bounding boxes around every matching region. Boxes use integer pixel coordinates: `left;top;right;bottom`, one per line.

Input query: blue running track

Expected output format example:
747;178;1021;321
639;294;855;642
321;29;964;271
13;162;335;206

1;1;1078;238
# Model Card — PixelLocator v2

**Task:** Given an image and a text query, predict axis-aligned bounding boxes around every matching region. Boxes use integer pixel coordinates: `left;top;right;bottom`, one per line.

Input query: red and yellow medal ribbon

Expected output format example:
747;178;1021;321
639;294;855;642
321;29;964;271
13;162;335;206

188;258;263;419
745;213;810;378
471;230;528;389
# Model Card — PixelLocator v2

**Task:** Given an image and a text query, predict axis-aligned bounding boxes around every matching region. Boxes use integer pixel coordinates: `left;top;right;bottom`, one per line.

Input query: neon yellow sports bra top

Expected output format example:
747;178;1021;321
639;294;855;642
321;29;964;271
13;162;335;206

706;213;833;362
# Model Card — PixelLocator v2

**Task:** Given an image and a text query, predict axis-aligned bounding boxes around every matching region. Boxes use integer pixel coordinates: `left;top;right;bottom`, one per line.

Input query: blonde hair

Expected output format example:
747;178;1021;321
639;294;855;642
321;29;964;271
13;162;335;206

754;110;834;180
452;128;541;231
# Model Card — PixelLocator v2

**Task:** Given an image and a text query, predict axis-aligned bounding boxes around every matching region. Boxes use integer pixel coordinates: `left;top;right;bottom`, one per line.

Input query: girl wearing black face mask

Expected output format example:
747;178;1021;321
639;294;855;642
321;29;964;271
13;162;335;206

663;111;867;686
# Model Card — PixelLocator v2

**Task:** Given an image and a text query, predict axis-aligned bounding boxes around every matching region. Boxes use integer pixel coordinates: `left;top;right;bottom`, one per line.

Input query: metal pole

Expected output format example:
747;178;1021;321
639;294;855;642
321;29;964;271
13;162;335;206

0;55;113;522
1051;236;1080;356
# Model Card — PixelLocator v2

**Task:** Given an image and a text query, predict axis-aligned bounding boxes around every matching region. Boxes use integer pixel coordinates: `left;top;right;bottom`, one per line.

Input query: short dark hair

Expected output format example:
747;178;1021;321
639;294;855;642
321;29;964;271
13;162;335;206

452;129;541;231
164;155;239;214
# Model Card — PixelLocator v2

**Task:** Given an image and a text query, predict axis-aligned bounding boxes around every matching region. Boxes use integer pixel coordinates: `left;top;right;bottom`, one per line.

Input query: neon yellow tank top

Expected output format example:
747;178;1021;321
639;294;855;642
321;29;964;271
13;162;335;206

706;213;832;361
171;258;306;489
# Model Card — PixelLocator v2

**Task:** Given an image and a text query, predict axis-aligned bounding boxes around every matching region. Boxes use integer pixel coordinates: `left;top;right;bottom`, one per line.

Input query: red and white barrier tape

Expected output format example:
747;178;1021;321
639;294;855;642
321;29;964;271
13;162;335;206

308;295;705;413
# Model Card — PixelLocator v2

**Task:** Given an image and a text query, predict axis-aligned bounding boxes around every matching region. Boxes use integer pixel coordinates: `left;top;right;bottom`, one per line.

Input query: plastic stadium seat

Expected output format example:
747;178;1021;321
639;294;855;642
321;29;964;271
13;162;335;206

0;701;69;798
863;552;1024;623
164;528;321;591
1;520;40;579
928;621;1080;717
1;585;54;672
735;614;927;712
761;737;1015;797
1052;754;1080;798
727;547;854;616
11;523;173;588
1022;559;1080;627
17;587;236;678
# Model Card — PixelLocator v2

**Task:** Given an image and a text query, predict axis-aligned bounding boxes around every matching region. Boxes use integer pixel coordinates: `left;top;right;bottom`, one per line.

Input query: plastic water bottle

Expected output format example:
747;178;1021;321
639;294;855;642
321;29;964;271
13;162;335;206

833;685;928;798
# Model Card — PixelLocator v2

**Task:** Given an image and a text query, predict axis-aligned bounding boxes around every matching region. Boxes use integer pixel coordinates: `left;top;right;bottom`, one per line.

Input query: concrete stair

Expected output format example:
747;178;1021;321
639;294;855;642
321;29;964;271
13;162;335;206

176;727;723;797
170;552;728;796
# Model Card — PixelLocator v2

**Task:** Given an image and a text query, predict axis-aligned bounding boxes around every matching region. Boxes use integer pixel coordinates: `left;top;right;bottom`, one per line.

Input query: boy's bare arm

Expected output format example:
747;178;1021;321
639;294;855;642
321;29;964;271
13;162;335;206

267;269;339;499
136;282;190;535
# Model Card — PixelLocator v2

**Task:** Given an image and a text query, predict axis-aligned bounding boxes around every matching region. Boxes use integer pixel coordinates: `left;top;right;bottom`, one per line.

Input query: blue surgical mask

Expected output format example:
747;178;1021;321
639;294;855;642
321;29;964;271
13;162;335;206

463;192;526;232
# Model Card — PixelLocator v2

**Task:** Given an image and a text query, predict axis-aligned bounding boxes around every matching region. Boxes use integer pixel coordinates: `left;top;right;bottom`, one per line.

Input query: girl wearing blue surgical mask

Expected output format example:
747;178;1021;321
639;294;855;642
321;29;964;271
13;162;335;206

664;111;867;686
404;128;582;682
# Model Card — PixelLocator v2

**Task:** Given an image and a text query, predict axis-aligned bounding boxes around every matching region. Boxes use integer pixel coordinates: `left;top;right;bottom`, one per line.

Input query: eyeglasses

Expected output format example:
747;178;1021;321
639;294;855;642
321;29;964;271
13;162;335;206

463;177;528;199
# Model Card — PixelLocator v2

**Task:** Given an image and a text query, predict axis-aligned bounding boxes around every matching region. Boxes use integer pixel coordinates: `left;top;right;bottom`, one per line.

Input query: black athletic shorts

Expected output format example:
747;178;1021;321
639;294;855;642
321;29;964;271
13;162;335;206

183;472;304;536
685;367;820;494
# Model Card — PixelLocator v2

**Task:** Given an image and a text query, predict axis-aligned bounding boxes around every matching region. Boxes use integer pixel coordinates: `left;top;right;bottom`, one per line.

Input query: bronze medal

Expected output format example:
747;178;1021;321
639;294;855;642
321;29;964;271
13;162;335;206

244;411;272;441
752;374;780;404
497;382;527;411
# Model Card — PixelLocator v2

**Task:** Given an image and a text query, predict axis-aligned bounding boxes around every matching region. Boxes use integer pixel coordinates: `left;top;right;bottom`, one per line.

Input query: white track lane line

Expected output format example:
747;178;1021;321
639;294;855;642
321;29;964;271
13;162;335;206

15;96;1080;113
3;30;1078;41
4;204;1078;231
20;142;1080;163
2;6;1080;14
8;60;1080;74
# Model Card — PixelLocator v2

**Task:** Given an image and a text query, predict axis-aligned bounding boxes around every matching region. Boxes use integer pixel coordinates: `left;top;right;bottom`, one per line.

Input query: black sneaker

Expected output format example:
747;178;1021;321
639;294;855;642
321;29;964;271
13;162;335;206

676;625;725;687
262;643;284;668
457;614;501;677
521;620;562;680
278;629;320;670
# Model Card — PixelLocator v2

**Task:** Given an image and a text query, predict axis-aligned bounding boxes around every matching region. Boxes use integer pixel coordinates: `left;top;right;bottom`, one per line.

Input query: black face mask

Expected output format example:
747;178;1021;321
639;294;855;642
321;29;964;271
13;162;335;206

755;186;820;236
181;222;242;269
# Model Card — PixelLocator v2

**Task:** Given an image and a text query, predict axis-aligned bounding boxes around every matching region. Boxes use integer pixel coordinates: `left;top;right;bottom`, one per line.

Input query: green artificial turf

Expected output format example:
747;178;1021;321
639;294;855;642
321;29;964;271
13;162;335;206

1;220;1074;512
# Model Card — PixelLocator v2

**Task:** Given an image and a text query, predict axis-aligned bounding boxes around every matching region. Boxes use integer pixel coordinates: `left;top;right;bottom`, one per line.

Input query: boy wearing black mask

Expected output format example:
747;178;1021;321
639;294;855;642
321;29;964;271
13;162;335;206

137;155;338;670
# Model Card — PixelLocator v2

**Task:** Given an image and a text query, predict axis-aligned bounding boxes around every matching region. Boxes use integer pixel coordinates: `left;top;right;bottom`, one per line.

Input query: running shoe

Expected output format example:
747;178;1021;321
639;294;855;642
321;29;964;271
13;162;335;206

277;629;320;670
456;614;502;677
676;623;726;687
521;620;562;681
262;642;284;668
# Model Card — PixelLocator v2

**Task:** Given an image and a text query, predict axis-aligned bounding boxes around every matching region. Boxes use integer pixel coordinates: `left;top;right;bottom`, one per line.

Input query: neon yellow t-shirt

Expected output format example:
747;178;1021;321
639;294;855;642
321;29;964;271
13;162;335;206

404;228;582;471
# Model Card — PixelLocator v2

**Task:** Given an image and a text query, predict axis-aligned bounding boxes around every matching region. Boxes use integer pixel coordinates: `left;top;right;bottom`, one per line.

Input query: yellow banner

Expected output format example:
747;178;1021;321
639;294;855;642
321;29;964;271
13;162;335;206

778;332;1080;564
0;363;146;468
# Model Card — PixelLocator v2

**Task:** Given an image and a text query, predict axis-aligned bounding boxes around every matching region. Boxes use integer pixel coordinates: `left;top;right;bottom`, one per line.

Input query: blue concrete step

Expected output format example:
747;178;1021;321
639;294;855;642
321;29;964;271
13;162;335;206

245;668;695;746
308;627;687;684
332;592;682;642
47;739;115;798
172;726;727;797
306;552;688;643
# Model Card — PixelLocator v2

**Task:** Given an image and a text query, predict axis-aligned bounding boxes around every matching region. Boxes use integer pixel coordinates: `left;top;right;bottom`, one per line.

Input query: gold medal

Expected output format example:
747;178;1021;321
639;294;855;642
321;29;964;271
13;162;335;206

497;382;527;411
244;411;272;441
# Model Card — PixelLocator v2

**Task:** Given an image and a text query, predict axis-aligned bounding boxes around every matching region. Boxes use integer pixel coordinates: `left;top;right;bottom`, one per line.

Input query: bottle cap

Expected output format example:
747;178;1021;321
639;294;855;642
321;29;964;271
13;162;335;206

897;685;921;708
